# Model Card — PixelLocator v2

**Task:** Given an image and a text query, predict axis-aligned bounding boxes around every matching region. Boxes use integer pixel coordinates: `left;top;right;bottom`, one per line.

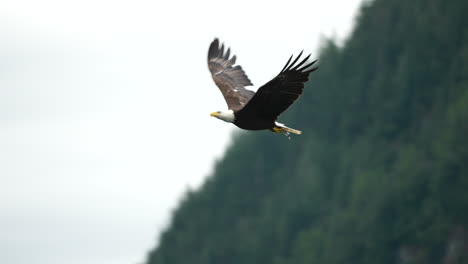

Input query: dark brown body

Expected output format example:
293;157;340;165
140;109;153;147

233;111;275;130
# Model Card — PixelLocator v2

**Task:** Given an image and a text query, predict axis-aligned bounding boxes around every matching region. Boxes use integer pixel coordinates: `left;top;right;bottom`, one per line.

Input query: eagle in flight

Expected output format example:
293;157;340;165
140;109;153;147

208;38;317;136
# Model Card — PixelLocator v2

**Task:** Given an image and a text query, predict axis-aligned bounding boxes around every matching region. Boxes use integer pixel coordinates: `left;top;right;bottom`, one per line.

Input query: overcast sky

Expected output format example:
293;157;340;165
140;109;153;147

1;1;363;264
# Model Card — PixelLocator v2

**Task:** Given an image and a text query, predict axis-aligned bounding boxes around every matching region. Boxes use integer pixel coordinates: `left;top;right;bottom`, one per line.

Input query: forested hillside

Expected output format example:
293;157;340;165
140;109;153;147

146;0;468;263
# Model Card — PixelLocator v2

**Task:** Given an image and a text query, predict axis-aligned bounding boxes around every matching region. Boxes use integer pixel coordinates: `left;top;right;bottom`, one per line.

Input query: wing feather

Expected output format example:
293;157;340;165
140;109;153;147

237;53;318;121
208;38;254;111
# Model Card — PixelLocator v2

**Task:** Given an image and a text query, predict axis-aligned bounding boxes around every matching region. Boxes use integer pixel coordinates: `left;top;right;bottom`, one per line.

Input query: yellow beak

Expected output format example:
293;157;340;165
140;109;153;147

210;112;220;117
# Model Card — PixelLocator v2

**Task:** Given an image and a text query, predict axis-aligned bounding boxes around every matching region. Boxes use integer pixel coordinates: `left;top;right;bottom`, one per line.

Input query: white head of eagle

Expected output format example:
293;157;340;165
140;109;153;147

210;110;235;123
207;38;317;136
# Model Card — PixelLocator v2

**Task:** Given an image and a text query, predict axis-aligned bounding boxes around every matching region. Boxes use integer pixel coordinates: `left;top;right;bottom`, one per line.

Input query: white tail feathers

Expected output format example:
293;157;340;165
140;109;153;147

281;126;302;135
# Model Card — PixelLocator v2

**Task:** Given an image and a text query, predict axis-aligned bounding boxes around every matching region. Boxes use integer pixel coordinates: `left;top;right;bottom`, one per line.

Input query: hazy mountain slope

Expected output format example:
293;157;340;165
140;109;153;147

146;0;468;263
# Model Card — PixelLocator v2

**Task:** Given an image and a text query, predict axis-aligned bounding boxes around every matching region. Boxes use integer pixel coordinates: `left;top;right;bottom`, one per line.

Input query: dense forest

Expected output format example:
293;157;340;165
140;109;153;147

146;0;468;263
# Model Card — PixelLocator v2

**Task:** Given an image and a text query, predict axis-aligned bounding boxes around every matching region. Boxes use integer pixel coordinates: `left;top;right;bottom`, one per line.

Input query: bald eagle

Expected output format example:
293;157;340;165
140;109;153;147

208;38;317;136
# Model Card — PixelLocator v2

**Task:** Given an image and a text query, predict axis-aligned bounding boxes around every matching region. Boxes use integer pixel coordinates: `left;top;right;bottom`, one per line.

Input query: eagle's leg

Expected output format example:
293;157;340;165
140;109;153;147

271;127;291;139
271;127;283;133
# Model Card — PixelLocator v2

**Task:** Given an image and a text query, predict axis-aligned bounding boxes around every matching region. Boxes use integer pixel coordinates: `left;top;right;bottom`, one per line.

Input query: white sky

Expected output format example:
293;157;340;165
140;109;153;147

0;1;363;264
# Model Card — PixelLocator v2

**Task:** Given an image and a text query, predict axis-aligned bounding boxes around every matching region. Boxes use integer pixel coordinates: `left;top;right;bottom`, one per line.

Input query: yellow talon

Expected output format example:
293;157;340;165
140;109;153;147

272;127;283;133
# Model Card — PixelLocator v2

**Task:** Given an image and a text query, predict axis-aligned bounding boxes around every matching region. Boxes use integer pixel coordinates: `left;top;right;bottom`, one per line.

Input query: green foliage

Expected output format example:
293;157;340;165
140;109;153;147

146;0;468;263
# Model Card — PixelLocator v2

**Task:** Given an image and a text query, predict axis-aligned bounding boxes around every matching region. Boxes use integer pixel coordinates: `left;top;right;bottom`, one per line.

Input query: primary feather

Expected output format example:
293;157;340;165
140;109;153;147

236;52;318;123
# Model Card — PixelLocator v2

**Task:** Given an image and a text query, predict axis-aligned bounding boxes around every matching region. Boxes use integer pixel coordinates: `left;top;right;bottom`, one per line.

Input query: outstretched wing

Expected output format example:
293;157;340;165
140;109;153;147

237;52;318;121
208;38;254;111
